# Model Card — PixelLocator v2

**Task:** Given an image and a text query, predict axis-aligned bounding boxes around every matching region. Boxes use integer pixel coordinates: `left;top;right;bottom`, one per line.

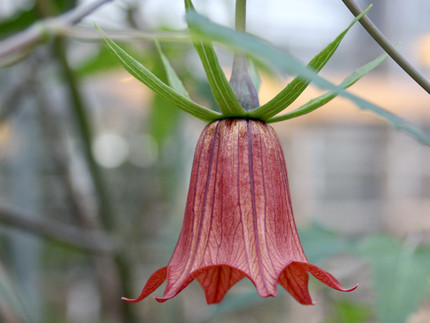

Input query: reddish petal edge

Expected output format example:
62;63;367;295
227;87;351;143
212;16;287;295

123;263;357;305
155;265;247;304
299;262;358;292
278;262;315;305
278;262;357;305
155;265;278;304
194;265;245;304
155;274;195;303
121;267;167;303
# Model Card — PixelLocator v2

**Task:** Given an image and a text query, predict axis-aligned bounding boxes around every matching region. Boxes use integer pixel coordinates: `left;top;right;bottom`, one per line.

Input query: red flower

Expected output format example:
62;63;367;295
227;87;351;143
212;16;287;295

124;119;357;305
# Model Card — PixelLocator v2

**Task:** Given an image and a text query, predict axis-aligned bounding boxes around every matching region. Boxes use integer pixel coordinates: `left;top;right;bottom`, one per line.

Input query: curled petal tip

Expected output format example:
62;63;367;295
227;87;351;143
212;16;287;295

121;297;140;303
154;296;171;303
332;282;358;293
335;282;358;293
123;267;168;303
345;283;359;292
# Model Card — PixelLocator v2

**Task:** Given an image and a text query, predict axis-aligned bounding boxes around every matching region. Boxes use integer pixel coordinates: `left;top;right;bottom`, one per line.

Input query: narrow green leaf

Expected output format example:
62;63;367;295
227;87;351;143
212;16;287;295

359;236;430;323
95;23;221;123
268;52;389;122
186;11;430;145
250;5;372;120
155;41;190;99
148;54;183;148
185;0;246;117
149;93;182;148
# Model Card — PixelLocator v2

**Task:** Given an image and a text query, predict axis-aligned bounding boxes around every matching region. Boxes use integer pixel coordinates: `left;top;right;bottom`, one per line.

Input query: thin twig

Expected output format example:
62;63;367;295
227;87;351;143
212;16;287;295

0;208;113;254
52;25;188;41
0;0;114;62
342;0;430;94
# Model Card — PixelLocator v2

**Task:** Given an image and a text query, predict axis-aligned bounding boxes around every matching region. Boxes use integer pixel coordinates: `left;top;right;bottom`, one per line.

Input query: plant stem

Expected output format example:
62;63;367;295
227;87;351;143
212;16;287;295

230;0;259;111
342;0;430;94
235;0;247;32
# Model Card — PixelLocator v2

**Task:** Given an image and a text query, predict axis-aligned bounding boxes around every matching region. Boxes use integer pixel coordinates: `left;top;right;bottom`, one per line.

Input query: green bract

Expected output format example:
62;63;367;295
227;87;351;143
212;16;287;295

248;6;371;120
96;0;430;146
184;0;246;117
95;24;221;123
268;52;389;123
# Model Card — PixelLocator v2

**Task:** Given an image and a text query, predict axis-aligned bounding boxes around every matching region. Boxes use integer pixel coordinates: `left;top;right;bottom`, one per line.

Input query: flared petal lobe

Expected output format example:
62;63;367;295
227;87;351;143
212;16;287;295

125;119;356;305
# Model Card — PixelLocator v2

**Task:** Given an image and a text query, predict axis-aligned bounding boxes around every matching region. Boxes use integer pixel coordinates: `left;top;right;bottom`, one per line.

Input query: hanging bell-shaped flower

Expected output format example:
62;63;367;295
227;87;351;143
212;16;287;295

123;119;356;304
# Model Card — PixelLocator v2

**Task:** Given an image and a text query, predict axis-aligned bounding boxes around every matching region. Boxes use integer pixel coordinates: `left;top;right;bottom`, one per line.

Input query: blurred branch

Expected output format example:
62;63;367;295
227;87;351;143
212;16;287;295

0;0;113;64
55;25;188;41
342;0;430;94
0;208;113;254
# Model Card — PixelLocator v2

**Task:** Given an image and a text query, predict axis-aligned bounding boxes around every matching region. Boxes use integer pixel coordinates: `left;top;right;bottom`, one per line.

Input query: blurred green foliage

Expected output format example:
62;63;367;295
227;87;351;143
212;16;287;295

0;0;78;39
76;45;122;76
327;301;373;323
360;235;430;323
0;6;39;39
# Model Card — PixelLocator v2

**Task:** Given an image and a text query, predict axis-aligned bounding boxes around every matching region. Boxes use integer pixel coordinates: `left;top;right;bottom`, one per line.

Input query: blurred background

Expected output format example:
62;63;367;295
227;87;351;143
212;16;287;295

1;0;430;322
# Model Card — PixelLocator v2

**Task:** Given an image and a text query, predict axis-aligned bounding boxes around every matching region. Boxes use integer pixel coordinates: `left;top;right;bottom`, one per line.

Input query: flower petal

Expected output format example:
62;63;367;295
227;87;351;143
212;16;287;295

122;267;167;303
194;266;245;304
302;262;358;292
278;261;357;305
155;273;196;303
278;262;315;305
